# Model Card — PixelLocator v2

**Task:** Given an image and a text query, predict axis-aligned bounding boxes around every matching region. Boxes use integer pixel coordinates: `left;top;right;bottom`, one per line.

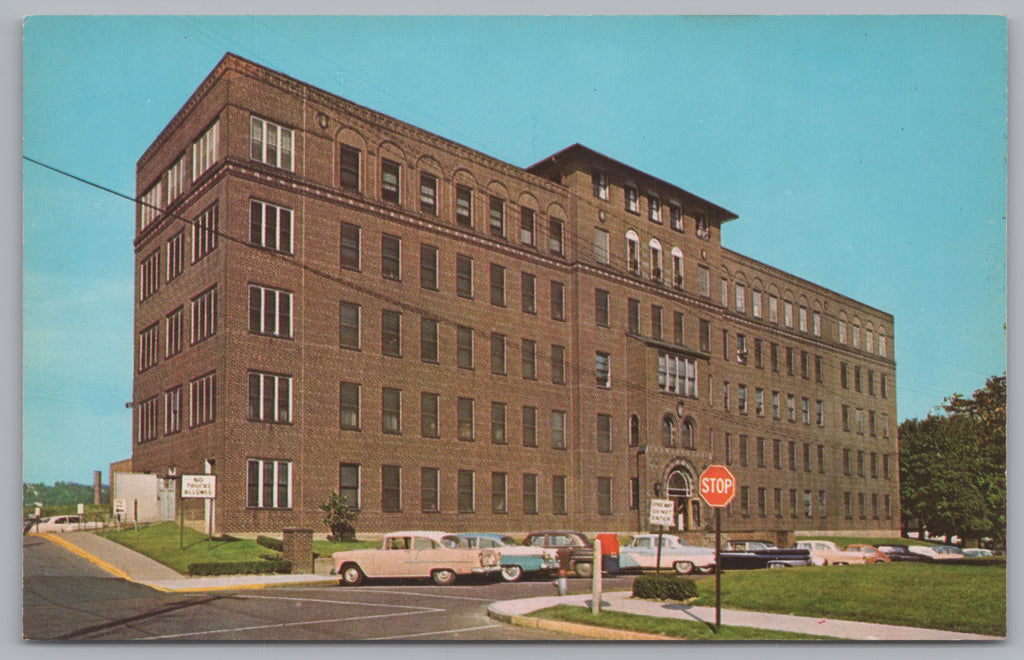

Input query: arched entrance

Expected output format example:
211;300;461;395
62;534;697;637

666;466;701;531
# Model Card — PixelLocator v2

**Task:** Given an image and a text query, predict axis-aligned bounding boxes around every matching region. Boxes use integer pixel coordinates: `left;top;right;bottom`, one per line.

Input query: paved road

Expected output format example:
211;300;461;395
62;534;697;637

23;535;632;640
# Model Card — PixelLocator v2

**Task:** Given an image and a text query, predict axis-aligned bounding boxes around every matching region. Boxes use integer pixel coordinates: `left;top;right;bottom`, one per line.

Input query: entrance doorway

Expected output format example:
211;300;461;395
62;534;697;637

666;468;700;531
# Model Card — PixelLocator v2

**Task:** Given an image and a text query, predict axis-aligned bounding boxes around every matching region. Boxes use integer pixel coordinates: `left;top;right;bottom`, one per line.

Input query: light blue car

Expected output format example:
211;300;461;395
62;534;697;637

458;533;561;582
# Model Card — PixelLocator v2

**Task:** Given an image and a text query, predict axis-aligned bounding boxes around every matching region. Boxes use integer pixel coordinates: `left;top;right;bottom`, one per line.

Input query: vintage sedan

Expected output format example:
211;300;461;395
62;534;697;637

907;545;963;561
877;544;930;562
843;544;892;564
796;540;869;566
720;539;812;569
458;533;560;582
620;534;716;575
522;530;595;577
963;548;994;558
332;531;501;586
24;515;104;534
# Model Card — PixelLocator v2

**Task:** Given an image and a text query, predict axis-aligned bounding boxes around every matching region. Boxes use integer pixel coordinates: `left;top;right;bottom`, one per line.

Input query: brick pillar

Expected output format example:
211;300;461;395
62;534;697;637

281;528;314;574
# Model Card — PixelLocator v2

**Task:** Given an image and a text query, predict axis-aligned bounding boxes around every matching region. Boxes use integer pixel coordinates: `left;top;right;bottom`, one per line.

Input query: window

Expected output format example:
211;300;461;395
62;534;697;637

137;396;158;444
491;472;508;513
801;398;810;424
883;454;891;480
868;369;875;396
381;310;401;357
382;388;401;434
698;265;710;297
339;301;360;350
192;120;219;182
138;324;159;372
754;338;763;368
381;465;401;511
699;319;711;353
489;196;505;238
682;418;695;449
882;413;890;439
815;355;823;383
735;283;746;312
419;174;438;215
490;333;506;375
340;222;360;271
651;305;663;340
784;301;794;327
670;204;683;231
548;219;564;255
520;207;535;245
788;441;797;471
758;487;767;518
191;286;217;344
380;159;401;203
801;351;809;379
335;464;361;510
799;306;808;332
521;272;536;314
695;213;710;239
551;410;566;449
671;250;683;288
249;285;292;338
189;372;216;427
757;437;766;467
523;474;539;514
551;345;566;384
739;435;749;466
380;234;401;280
421;392;440;438
879;333;888;357
629;414;640;447
458;470;475;512
456;254;473;298
595;351;611;388
420;245;438;290
842;405;851;432
339;382;360;430
626;232;640;273
813;310;822;336
246;459;291;509
789;489;799;518
339;145;360;191
768;295;779;323
625;186;639;213
857;450;866;477
551;281;565;320
491;402;507;444
490;263;505;306
855;366;862;393
166;230;185;282
869;410;877;436
552;476;567;515
853;323;861;349
595;289;610;327
721;278;729;306
738;384;748;414
856;408;865;434
519;339;537;380
773;439;782;469
839;319;848;344
597;477;613;515
657;353;698;396
455;184;473;227
247;372;292;423
593;228;610;264
250;116;293;170
592;171;609;200
419;317;438;363
192;203;219;262
840;362;849;389
772;391;780;419
786;347;794;375
752;290;762;318
248;200;291;254
420;468;439;512
648;196;661;223
816;400;824;426
164;386;182;436
522;406;538;447
457;326;474;369
740;486;749;516
596;414;612;452
458;397;474;441
881;374;889;399
803;443;812;472
628;298;640;334
737;334;748;363
787;394;796;422
859;493;866;519
755;388;765;416
674;311;684;345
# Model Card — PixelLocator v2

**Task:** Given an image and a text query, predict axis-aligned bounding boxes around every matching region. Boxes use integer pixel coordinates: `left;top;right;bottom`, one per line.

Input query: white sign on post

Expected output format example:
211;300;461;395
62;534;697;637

181;475;217;499
113;499;126;515
649;497;675;527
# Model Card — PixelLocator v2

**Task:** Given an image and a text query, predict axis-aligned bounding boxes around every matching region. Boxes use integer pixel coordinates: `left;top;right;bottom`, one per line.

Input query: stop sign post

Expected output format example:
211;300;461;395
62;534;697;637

699;464;736;634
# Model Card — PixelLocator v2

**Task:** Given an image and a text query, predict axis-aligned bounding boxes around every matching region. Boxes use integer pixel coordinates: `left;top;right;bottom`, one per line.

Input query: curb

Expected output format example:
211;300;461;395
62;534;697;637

36;532;132;581
487;605;672;641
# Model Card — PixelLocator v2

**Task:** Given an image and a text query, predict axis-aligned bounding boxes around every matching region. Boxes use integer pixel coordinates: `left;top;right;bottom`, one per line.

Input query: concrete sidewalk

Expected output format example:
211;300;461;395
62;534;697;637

487;591;1004;641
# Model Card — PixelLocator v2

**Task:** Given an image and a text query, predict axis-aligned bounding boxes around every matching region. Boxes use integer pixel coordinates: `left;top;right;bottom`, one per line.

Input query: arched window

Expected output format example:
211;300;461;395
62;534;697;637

671;247;684;288
682;418;696;449
626;230;640;274
667;470;693;498
629;414;640;447
649;238;663;282
662;415;675;448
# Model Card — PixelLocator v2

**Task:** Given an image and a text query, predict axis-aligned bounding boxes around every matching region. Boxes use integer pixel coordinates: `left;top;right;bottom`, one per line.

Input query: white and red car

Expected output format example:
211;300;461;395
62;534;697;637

332;531;502;586
796;540;869;566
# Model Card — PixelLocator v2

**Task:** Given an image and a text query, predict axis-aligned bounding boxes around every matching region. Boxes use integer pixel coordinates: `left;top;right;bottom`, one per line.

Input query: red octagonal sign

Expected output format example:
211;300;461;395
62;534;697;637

699;465;736;507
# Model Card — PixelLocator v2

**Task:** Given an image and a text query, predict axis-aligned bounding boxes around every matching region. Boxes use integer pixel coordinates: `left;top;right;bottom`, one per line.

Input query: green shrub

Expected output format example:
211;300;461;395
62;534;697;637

256;535;284;552
632;574;698;601
187;560;292;576
319;491;359;541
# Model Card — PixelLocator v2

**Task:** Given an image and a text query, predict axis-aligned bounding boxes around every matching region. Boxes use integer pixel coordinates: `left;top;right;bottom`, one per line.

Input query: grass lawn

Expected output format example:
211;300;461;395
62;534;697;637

530;605;833;640
700;563;1005;637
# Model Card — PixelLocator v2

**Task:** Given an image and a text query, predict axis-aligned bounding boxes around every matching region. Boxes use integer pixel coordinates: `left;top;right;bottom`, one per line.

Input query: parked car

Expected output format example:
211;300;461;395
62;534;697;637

620;534;716;575
332;531;501;586
932;544;966;558
24;515;104;534
796;540;868;566
522;530;594;577
877;544;930;562
963;548;994;558
843;544;891;564
458;533;559;582
720;539;812;569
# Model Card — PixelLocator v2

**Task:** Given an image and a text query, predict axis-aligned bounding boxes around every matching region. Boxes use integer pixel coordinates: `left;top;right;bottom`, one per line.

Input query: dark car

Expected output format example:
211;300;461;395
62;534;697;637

719;539;812;569
877;544;930;562
522;530;594;577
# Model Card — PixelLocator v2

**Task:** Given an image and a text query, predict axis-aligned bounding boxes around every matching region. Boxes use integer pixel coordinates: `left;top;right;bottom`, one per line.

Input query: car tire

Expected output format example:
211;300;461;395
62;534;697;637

697;565;715;575
673;561;695;575
340;564;364;586
432;569;457;586
500;565;524;582
572;561;594;579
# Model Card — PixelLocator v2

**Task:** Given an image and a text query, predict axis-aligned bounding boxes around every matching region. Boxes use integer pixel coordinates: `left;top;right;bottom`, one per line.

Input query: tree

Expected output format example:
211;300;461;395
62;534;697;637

319;491;359;542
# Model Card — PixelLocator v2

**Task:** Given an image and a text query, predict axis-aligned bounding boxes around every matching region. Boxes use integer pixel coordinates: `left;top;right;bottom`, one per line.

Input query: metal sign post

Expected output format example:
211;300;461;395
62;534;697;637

181;475;217;548
648;498;674;574
698;465;737;635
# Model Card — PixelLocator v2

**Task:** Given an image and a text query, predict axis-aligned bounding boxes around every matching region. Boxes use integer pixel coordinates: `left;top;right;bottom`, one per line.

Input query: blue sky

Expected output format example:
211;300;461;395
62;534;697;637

22;14;1007;485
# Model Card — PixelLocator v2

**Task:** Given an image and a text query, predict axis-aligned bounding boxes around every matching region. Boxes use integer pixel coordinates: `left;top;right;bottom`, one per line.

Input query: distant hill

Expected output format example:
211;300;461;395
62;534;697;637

23;481;109;507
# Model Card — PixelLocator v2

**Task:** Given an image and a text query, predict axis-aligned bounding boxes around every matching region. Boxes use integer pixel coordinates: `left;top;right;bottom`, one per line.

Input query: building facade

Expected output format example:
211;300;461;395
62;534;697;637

132;54;900;536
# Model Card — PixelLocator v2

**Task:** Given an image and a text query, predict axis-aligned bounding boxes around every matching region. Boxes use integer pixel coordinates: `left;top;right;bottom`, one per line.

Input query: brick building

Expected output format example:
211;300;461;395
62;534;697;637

131;53;900;536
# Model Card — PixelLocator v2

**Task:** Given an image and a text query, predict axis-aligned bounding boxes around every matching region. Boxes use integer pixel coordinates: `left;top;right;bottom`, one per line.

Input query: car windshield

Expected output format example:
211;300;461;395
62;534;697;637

500;536;517;546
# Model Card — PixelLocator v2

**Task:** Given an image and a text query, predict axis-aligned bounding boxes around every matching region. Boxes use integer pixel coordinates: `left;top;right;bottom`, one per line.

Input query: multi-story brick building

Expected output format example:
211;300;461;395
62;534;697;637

131;53;900;537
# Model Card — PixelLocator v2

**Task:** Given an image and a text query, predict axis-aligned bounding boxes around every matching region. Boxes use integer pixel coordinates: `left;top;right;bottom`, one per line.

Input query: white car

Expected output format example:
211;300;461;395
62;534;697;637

332;531;502;586
962;548;993;558
24;515;104;533
796;540;867;566
620;534;716;575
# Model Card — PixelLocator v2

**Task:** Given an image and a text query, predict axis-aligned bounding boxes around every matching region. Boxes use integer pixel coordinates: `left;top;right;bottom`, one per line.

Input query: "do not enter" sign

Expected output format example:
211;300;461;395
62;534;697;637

699;465;736;507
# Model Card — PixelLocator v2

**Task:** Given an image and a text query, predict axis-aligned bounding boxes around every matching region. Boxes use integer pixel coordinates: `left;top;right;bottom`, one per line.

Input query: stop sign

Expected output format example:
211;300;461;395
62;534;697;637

699;465;736;507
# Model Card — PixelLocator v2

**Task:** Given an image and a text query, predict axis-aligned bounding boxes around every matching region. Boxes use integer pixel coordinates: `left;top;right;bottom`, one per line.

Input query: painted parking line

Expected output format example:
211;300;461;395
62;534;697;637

369;624;506;640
